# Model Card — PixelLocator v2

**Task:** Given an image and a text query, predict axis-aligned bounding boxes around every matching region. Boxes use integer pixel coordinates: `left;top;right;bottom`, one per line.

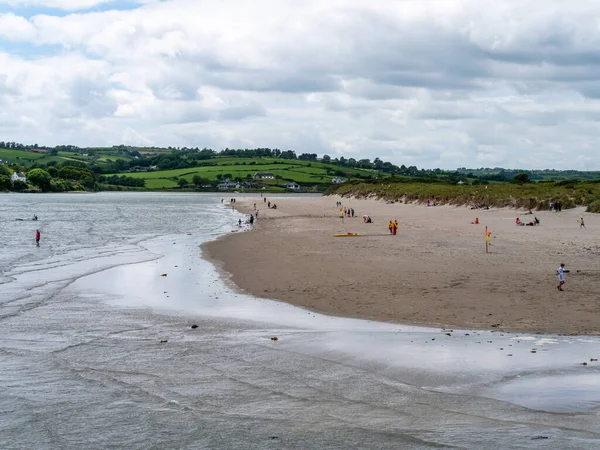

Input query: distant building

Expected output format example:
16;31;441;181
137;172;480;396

12;172;27;183
28;148;47;154
331;177;346;184
284;182;300;190
217;182;240;191
253;172;275;179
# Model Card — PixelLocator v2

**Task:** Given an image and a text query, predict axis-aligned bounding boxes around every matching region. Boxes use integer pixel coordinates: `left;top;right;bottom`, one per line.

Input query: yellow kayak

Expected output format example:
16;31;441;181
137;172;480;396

334;233;361;237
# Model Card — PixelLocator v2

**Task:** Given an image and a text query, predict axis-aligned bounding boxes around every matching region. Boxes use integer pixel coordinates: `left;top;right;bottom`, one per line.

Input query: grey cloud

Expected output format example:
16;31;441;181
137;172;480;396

208;73;341;94
68;77;117;117
159;103;211;124
148;79;200;101
218;104;266;120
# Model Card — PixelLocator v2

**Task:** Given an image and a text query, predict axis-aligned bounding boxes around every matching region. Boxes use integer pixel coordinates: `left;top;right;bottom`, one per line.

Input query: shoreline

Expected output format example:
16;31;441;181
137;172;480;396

203;195;600;335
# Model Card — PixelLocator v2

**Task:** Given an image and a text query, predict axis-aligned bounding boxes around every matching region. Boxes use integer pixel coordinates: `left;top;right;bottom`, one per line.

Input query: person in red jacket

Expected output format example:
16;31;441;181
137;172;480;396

35;229;41;247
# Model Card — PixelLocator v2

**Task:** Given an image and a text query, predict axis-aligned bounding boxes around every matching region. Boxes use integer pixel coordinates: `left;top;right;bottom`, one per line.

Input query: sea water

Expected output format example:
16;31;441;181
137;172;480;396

1;193;599;449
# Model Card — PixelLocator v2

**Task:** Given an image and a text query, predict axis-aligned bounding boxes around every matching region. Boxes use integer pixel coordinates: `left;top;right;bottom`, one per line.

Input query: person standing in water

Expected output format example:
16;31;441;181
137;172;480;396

35;229;41;247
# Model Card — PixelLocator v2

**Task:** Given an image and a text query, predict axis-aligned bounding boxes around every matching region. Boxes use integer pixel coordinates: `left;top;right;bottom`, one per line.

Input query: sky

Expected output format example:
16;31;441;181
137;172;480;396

1;0;600;170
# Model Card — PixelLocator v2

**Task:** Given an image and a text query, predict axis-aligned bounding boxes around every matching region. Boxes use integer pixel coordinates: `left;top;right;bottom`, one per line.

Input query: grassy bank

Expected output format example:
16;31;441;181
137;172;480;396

330;179;600;212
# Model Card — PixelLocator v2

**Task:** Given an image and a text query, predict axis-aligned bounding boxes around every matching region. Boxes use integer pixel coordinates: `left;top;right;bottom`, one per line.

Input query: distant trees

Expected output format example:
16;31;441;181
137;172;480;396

27;168;52;191
298;153;318;161
0;165;11;177
0;175;10;190
177;178;188;189
0;141;465;185
280;150;297;159
12;180;28;191
98;175;145;187
512;173;531;184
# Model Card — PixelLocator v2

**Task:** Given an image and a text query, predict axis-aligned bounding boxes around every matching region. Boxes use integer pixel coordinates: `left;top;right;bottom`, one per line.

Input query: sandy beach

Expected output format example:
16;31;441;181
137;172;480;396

204;195;600;335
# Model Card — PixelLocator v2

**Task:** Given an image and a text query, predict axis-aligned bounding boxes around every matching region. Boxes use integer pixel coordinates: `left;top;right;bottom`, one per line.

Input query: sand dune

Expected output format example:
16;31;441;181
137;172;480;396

204;195;600;335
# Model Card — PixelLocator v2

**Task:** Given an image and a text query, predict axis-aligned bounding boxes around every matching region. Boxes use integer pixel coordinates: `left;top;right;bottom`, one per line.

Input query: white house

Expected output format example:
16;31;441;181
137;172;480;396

284;182;300;190
12;172;26;183
253;172;275;179
331;177;346;184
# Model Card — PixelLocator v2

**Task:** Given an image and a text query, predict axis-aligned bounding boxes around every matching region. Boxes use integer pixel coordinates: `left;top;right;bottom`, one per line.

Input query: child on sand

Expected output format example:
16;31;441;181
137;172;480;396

388;221;394;234
579;217;586;229
35;229;41;247
557;263;567;291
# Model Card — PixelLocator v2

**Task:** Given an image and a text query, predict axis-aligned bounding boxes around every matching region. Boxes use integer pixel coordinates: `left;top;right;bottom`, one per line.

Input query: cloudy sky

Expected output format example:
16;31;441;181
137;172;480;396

1;0;599;169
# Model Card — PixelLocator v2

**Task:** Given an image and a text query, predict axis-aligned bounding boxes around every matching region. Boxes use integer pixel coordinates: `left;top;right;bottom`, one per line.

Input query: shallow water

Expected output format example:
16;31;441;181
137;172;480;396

1;193;599;449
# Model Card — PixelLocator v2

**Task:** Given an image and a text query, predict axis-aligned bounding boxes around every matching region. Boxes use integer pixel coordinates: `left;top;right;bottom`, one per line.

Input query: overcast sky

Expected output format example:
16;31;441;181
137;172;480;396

1;0;599;169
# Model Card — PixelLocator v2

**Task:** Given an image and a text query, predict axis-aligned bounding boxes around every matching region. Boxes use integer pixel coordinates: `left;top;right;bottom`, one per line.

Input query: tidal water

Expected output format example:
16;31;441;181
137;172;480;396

1;193;599;449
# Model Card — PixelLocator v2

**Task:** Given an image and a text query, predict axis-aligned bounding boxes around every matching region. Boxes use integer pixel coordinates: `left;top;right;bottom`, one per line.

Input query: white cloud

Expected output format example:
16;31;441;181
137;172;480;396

0;13;37;41
1;0;600;168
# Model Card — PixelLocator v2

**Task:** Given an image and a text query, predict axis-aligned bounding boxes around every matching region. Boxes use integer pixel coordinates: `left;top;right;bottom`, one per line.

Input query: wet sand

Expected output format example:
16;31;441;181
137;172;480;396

204;195;600;335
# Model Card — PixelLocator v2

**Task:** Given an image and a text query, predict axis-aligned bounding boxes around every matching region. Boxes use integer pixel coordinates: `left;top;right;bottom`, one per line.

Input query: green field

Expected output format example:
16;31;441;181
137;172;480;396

108;158;374;189
0;148;48;163
0;148;135;169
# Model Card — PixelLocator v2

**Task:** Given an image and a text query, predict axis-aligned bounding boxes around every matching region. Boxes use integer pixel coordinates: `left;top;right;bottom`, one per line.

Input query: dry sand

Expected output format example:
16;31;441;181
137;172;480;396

204;195;600;335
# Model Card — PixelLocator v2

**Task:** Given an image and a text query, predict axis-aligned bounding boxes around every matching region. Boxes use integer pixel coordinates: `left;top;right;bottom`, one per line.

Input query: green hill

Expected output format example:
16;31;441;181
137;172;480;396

110;158;373;189
3;143;600;195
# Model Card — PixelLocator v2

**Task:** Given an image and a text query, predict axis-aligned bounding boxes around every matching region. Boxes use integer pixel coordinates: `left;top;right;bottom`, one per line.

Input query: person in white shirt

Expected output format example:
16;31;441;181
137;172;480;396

557;263;566;291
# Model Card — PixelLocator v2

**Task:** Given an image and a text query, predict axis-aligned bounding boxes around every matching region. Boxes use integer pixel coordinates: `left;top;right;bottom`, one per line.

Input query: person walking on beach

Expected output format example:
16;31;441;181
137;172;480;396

579;217;586;229
393;220;398;235
388;221;394;234
557;263;567;291
35;229;41;247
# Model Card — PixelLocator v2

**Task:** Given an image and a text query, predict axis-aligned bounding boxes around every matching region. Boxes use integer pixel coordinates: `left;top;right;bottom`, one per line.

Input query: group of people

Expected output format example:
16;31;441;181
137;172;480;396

388;220;399;235
336;203;356;218
548;201;563;212
516;216;540;226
